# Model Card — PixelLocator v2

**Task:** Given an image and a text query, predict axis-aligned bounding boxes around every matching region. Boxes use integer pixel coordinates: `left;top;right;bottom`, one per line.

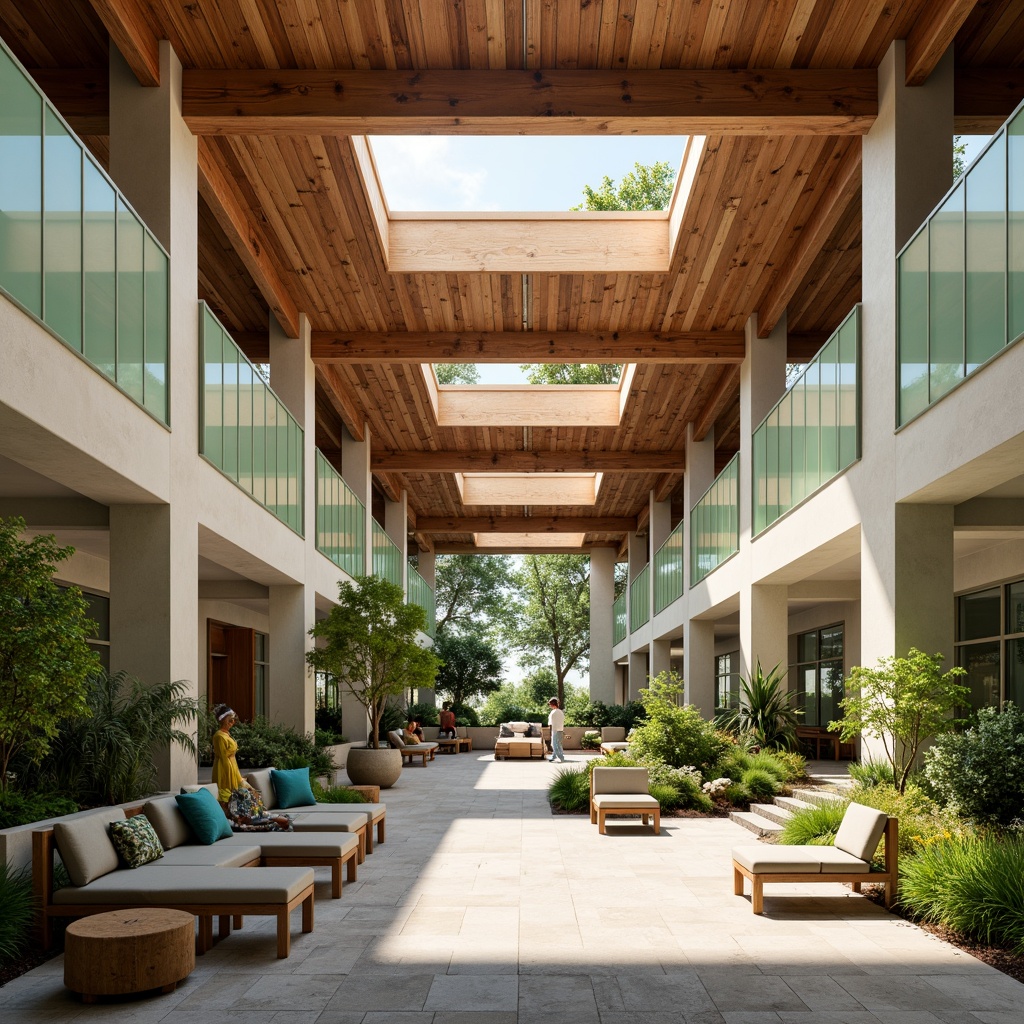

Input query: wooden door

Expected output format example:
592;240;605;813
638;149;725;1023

207;620;255;720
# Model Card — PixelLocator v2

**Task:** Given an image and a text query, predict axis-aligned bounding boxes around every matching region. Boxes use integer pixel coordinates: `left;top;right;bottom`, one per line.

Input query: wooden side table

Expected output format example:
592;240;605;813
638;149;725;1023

64;908;195;1003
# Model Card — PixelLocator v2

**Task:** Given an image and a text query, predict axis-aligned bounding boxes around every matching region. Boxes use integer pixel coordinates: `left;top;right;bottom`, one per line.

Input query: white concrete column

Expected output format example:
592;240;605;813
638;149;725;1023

740;583;789;683
107;42;198;790
384;489;409;592
268;313;316;735
588;547;616;703
341;426;373;575
417;549;436;589
628;651;648;701
860;41;955;672
684;618;716;717
683;423;716;592
650;638;671;679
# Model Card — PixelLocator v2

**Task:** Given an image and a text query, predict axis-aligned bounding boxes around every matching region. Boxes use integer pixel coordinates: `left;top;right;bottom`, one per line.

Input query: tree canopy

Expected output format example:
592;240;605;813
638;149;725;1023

433;363;480;384
522;363;621;385
434;553;513;636
571;159;676;212
433;629;503;708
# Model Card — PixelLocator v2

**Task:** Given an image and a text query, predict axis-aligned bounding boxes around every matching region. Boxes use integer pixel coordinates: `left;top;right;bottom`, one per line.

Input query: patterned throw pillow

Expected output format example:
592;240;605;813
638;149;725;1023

109;815;164;868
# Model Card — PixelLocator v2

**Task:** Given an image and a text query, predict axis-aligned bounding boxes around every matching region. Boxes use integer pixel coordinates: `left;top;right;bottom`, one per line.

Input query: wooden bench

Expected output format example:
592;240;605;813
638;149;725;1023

589;767;660;835
732;803;898;914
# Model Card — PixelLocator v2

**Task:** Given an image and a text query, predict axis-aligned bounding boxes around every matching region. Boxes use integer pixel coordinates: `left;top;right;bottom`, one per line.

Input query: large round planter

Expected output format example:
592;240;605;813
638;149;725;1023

345;746;403;789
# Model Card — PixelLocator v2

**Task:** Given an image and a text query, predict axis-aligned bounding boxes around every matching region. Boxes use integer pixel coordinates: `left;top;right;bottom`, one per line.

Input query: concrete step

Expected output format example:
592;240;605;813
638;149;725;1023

749;802;793;826
729;810;784;837
789;787;850;808
773;795;823;816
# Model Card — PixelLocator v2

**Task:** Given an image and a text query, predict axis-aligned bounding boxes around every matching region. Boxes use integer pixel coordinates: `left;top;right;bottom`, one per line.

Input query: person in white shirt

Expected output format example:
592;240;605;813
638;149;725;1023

547;697;565;763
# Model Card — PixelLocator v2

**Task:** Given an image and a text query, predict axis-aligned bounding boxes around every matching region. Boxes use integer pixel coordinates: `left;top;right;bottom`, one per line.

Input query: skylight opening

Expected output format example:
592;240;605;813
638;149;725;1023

434;364;622;386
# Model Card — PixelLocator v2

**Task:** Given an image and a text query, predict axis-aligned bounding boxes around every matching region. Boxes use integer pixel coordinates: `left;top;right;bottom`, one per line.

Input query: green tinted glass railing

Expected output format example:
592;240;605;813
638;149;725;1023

0;40;169;423
630;563;650;632
199;302;303;533
654;520;685;614
407;566;436;638
613;592;627;646
372;519;403;588
315;450;365;578
898;100;1024;425
690;453;739;585
753;305;860;535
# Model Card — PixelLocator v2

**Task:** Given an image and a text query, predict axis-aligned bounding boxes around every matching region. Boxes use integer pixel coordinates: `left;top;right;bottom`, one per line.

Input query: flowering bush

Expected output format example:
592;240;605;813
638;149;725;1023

702;777;731;799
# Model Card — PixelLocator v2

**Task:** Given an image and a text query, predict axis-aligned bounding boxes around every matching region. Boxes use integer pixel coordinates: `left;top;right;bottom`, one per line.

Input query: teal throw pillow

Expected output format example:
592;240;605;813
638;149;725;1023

175;788;233;845
109;815;164;868
271;767;317;809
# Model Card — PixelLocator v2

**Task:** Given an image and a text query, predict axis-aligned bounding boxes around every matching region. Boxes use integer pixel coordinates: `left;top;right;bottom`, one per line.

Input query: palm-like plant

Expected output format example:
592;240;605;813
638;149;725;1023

718;661;802;751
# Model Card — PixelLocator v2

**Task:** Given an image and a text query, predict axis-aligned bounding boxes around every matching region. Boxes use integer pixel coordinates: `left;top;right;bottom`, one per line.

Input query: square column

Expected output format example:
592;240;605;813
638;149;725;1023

650;638;672;680
683;423;715;592
341;425;373;575
384;490;409;592
588;546;616;704
740;583;789;684
628;651;648;701
684;618;716;717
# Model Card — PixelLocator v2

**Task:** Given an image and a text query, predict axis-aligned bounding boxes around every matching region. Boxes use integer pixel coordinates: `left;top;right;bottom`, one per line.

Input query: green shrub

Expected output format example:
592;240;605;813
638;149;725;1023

741;767;780;800
778;799;847;846
0;862;35;965
847;759;896;789
231;718;336;778
649;783;684;810
924;703;1024;825
850;782;959;858
899;833;1024;953
580;731;601;750
406;702;439;727
314;702;346;742
725;781;750;806
585;751;638;773
312;783;368;803
314;728;344;748
717;661;801;751
450;702;479;727
628;673;728;774
744;751;791;783
0;789;79;829
769;750;807;781
548;766;591;812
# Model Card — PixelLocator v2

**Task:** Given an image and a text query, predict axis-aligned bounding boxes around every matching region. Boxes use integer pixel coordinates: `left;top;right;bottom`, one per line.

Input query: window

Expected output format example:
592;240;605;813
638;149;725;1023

955;579;1024;710
254;631;268;719
715;652;740;716
315;670;340;710
59;584;109;671
795;624;844;727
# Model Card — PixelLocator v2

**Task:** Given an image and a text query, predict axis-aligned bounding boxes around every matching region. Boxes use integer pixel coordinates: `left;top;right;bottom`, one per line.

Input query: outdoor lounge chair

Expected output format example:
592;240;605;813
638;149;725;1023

387;731;439;766
731;801;898;914
598;726;630;755
589;766;660;834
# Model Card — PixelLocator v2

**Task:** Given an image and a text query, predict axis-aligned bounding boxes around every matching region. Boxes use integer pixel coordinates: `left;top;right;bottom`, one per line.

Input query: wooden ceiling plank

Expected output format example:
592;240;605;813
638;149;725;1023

418;515;636;533
954;68;1024;134
87;0;160;87
692;366;740;441
309;329;745;363
371;450;686;473
653;473;681;503
906;0;978;87
757;139;861;338
315;363;364;442
181;67;877;136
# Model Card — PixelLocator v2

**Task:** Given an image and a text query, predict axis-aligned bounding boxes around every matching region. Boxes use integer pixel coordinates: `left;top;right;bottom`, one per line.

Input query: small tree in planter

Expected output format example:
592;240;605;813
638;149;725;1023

307;575;440;749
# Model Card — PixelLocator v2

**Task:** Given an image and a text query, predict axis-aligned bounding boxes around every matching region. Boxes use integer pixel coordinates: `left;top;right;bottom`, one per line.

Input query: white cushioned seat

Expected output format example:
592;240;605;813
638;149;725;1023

142;796;192;850
222;832;358;859
289;811;369;833
834;802;889;862
600;727;627;742
151;843;262;868
731;843;871;874
52;866;315;905
591;794;660;810
592;767;650;795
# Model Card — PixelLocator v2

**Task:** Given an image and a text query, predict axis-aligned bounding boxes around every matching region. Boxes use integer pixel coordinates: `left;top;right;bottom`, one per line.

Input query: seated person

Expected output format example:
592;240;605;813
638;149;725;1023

402;719;423;745
439;703;457;739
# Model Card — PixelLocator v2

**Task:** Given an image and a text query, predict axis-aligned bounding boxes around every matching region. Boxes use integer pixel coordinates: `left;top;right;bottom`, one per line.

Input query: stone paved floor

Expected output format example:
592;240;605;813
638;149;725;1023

7;752;1024;1023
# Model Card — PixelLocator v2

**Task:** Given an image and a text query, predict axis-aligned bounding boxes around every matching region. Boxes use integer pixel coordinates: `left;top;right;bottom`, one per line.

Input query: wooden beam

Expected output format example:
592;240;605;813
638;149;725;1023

182;68;877;137
197;142;300;338
30;70;109;135
436;543;619;554
758;142;862;338
653;473;681;503
954;69;1024;134
906;0;977;87
315;365;364;443
371;450;684;473
377;473;402;503
311;330;745;365
787;333;831;361
88;0;160;87
692;367;740;442
418;516;636;534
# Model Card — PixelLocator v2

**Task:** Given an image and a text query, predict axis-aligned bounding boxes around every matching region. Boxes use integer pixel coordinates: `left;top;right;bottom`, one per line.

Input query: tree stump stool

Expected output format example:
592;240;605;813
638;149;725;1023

64;908;195;1002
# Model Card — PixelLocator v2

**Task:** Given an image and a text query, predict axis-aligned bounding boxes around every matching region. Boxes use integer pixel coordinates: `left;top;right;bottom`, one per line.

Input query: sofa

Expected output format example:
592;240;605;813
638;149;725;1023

32;794;361;958
493;721;546;760
387;731;439;766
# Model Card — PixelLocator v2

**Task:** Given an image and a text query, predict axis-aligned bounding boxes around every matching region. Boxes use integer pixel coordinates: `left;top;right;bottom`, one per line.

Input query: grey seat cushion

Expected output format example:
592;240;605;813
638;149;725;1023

834;802;888;862
731;844;871;874
601;727;627;743
153;843;262;868
245;768;279;810
400;741;438;753
142;796;191;850
181;783;220;799
290;812;368;833
592;794;660;810
53;809;127;887
223;832;358;858
592;767;650;795
52;866;315;905
387;731;406;749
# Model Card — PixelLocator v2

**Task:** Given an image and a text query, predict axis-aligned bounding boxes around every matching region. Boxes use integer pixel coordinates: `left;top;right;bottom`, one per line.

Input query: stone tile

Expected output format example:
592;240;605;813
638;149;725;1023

616;971;717;1013
920;975;1024;1011
517;974;598;1014
422;974;518;1012
431;1014;518;1024
323;973;435;1013
177;974;343;1013
833;977;973;1012
701;975;810;1013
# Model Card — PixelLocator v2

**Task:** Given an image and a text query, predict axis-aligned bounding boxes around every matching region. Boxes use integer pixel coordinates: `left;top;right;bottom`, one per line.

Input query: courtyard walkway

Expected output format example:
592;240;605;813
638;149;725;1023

6;752;1023;1023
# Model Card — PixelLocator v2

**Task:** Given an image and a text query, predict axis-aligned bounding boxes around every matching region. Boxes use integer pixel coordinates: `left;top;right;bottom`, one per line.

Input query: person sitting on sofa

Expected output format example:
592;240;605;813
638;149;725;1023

439;703;457;739
402;719;423;745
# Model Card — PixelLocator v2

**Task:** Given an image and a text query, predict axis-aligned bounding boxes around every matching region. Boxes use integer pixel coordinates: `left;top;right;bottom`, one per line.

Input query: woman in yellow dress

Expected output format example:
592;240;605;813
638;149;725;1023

211;704;245;805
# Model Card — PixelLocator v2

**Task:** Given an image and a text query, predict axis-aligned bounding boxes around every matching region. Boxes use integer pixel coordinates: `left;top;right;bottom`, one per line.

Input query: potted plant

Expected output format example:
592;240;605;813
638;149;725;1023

306;575;439;788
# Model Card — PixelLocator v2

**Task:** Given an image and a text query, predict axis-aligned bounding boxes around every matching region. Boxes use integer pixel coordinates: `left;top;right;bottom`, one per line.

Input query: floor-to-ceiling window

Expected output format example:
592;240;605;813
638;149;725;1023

795;624;844;727
955;580;1024;710
715;651;740;716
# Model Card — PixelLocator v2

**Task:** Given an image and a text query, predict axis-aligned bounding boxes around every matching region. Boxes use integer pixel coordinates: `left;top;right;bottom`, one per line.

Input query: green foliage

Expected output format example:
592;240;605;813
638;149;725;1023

570;699;646;730
0;517;100;787
924;703;1024;825
0;862;35;965
643;762;713;811
899;833;1024;953
717;661;801;751
230;717;336;778
779;800;847;846
307;575;440;749
434;363;480;384
0;789;79;829
37;670;197;806
741;767;780;800
450;702;479;727
433;630;503;707
522;364;620;385
766;749;807;781
648;783;684;810
504;555;590;708
478;678;589;726
547;765;591;812
434;554;513;636
571;160;676;211
627;672;728;775
406;702;439;727
830;649;970;793
580;731;601;750
314;702;346;743
311;782;368;803
847;759;896;789
953;135;967;181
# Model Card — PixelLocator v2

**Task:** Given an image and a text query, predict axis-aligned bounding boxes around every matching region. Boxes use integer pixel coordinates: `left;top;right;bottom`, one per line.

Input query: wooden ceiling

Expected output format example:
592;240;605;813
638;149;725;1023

3;0;1023;554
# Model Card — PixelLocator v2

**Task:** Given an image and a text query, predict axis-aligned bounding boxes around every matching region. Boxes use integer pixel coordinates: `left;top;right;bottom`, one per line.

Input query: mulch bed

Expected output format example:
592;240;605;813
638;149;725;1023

0;947;60;988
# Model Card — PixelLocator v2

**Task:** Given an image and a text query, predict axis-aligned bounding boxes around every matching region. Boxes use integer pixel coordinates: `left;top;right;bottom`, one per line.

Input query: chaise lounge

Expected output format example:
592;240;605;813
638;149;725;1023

731;801;898;914
387;731;439;766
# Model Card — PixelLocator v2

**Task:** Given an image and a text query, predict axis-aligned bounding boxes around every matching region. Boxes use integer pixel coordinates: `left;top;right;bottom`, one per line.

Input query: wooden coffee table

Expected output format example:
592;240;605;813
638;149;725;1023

436;737;459;754
64;908;195;1002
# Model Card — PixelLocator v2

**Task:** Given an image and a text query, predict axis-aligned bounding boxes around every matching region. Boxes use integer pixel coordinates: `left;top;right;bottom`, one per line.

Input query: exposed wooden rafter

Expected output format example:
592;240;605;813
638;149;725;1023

88;0;160;87
181;68;877;136
314;365;363;443
692;367;741;442
906;0;978;87
653;474;681;503
954;69;1024;134
369;450;685;474
417;516;636;534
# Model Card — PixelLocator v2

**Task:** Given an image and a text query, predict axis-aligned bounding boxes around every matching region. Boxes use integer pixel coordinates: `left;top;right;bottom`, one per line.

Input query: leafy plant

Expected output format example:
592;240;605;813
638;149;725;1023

649;782;684;810
829;648;969;793
314;702;346;742
315;728;347;748
580;731;601;750
307;575;440;749
0;789;79;829
717;661;801;751
0;862;35;965
433;630;503;708
312;783;368;803
0;517;100;788
548;765;591;812
924;703;1024;825
741;767;780;800
230;717;335;778
406;702;439;727
778;799;847;846
899;833;1024;953
627;672;728;775
847;759;896;789
767;749;807;781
